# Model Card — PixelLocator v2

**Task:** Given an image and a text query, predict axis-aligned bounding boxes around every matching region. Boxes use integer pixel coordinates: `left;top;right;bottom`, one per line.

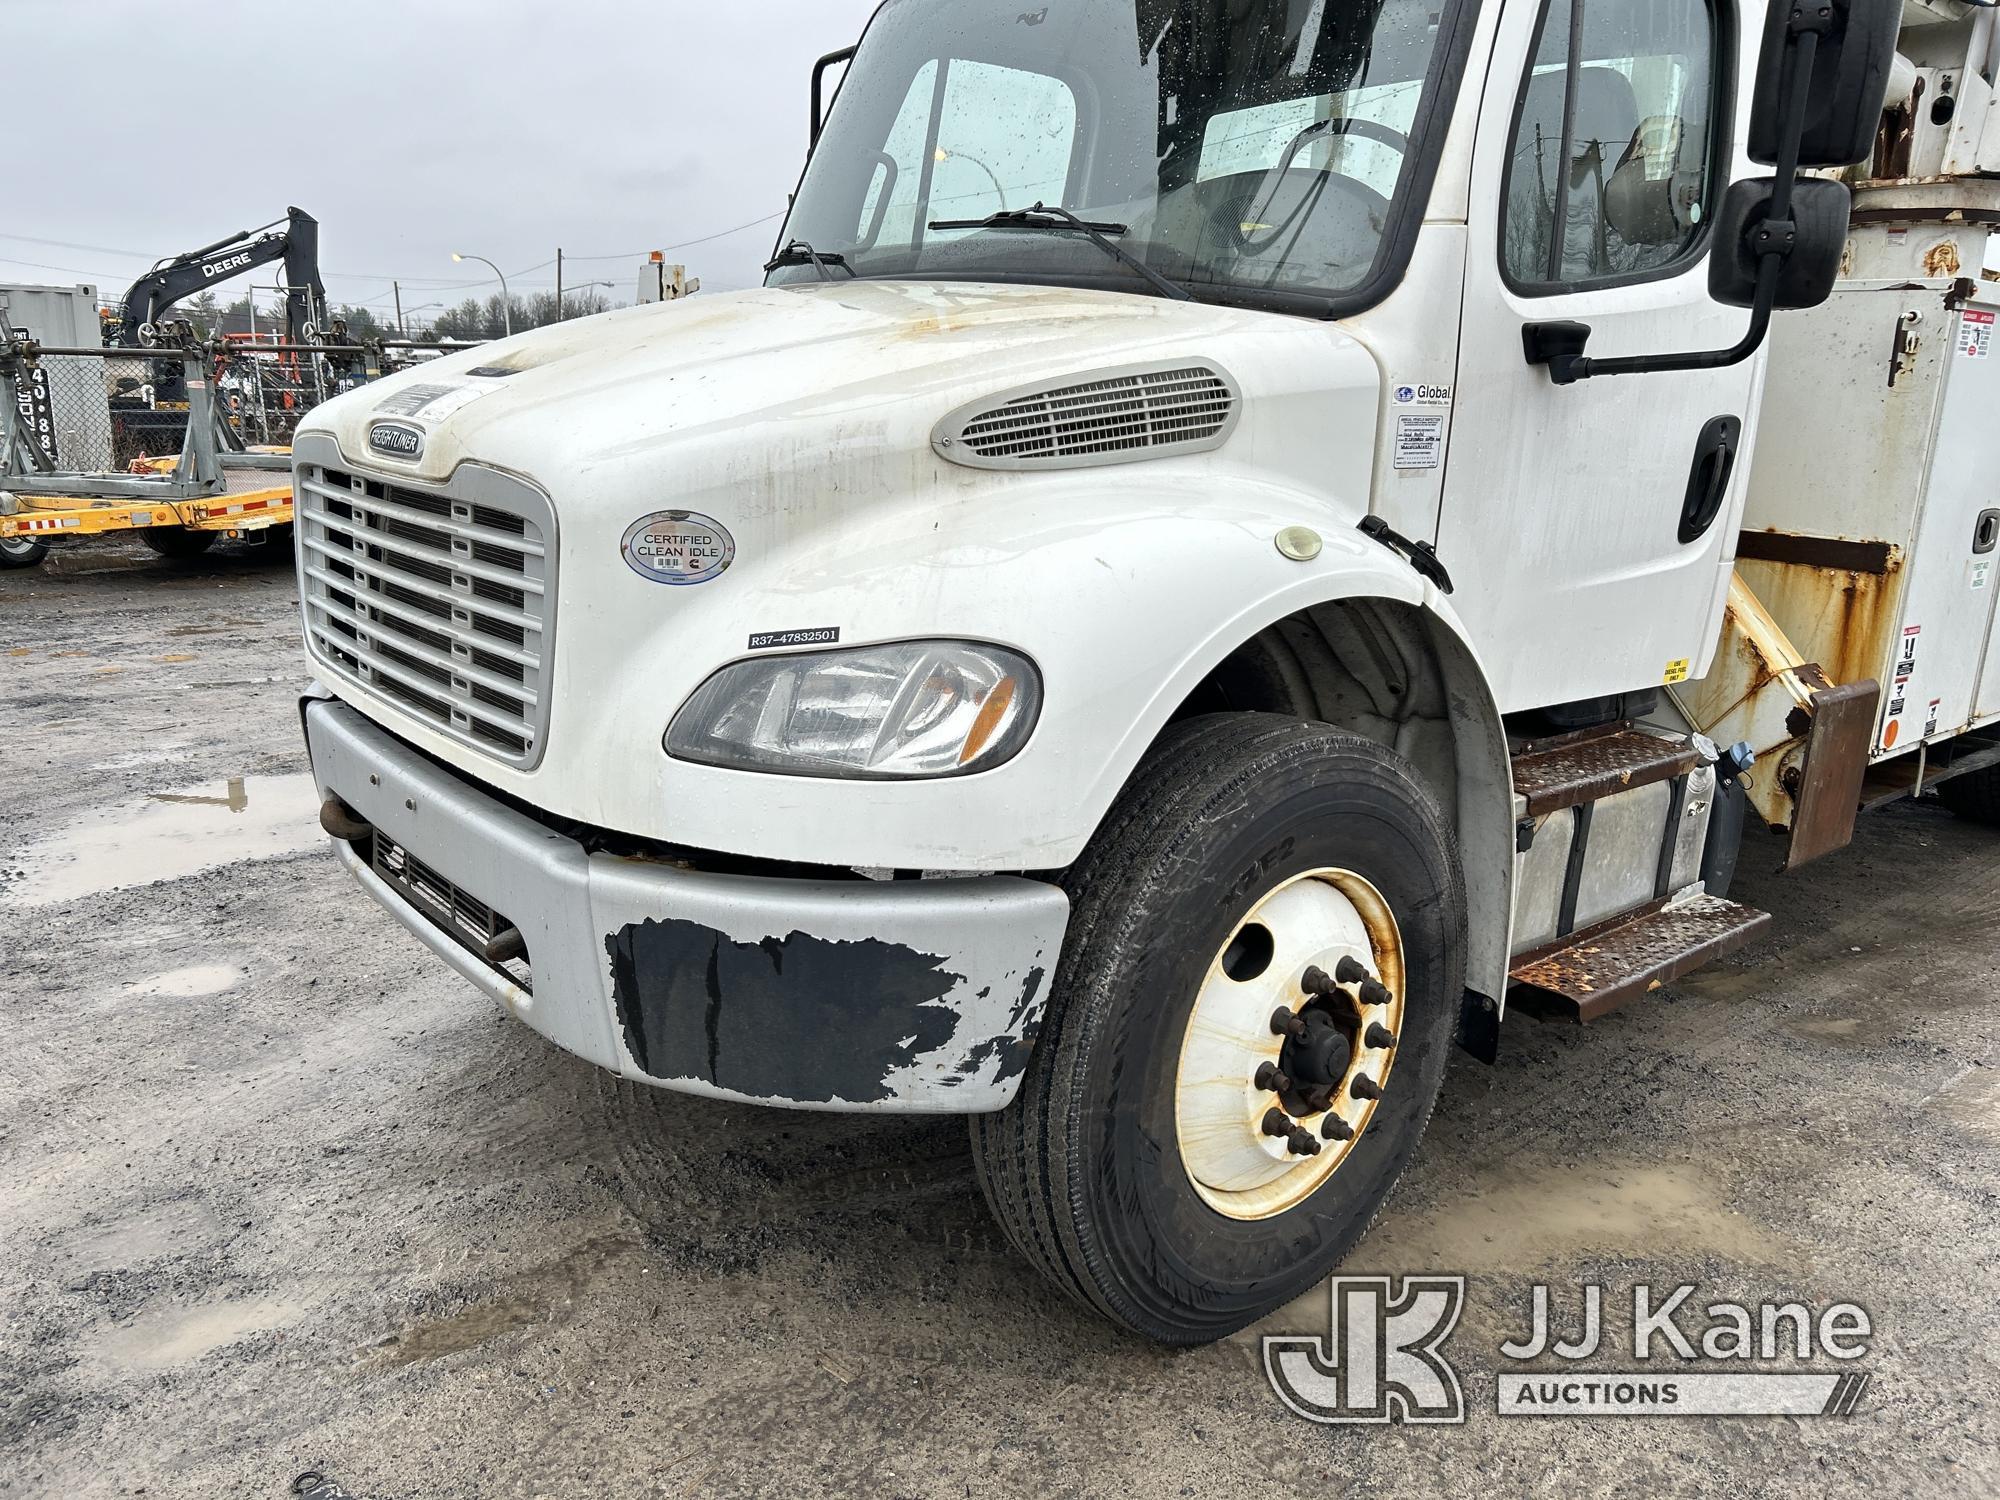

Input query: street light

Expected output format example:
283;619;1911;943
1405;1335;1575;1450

934;147;1007;211
558;280;615;319
451;252;511;335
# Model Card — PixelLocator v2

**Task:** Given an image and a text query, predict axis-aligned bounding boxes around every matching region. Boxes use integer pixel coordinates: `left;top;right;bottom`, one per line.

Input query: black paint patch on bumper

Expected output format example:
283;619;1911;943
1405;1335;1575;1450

606;919;966;1104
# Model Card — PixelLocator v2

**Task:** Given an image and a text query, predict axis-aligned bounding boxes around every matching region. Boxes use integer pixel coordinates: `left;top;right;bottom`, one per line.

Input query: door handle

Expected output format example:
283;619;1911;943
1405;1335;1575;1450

1678;415;1743;545
1974;508;2000;555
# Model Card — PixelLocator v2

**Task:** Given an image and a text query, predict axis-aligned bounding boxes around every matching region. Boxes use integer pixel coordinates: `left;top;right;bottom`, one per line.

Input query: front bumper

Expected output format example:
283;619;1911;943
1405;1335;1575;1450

303;696;1070;1112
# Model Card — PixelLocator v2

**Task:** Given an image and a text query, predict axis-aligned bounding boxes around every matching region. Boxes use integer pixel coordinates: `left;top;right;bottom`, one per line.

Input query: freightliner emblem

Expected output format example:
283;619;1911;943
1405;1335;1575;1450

367;421;425;461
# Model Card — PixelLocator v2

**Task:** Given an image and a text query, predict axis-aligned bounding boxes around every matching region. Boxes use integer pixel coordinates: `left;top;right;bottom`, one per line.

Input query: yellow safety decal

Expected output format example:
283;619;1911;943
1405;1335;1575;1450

1663;657;1691;685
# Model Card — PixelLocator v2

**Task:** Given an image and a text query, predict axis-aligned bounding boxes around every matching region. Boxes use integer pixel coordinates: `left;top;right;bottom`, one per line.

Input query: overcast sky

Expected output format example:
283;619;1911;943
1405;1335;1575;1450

4;0;882;318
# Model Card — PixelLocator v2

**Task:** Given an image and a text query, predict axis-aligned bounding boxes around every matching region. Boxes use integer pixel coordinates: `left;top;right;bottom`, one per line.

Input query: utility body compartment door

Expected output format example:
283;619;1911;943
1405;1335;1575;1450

1435;0;1761;714
1738;281;2000;756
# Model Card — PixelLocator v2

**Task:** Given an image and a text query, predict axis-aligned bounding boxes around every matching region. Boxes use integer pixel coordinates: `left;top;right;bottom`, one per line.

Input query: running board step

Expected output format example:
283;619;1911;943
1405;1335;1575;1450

1509;894;1772;1022
1511;721;1708;816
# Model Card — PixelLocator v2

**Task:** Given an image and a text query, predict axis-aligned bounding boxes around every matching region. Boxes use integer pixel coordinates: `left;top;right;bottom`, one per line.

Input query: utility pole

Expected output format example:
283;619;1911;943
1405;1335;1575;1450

394;280;405;337
555;247;564;322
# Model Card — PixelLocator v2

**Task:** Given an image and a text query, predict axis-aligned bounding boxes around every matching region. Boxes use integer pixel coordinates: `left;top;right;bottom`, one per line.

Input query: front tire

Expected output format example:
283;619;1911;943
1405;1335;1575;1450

0;535;48;570
971;714;1466;1344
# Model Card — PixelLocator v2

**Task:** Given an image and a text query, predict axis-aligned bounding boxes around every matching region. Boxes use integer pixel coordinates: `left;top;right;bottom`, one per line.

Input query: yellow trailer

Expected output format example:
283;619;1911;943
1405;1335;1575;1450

1;461;292;566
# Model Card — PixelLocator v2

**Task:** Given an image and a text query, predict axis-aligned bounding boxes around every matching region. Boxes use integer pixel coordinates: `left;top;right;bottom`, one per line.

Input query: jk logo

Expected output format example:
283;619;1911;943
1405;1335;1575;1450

1263;1276;1467;1424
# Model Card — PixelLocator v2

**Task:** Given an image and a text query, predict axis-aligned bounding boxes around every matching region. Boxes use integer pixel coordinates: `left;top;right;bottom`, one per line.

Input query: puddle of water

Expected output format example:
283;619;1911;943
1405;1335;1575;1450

1789;1017;1873;1047
125;964;243;999
365;1235;639;1368
94;1298;300;1370
58;1199;225;1274
6;773;322;908
1365;1159;1796;1272
1929;1070;2000;1145
1233;1159;1796;1345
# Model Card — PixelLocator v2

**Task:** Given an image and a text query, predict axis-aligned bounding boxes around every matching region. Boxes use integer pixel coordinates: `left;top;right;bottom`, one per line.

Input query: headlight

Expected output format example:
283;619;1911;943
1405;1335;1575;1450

665;640;1041;779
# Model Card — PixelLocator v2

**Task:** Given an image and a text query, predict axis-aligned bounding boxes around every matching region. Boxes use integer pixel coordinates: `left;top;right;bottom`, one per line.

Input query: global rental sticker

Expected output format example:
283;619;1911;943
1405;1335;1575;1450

1393;382;1452;405
1394;414;1446;470
622;510;735;585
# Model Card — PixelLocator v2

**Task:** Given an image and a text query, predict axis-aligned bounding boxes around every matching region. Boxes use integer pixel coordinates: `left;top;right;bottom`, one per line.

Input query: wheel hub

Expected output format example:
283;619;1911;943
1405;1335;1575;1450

1174;868;1406;1220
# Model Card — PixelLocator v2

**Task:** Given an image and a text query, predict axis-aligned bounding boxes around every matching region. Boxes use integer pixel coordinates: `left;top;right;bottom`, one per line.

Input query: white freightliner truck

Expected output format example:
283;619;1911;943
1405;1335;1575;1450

294;0;1997;1342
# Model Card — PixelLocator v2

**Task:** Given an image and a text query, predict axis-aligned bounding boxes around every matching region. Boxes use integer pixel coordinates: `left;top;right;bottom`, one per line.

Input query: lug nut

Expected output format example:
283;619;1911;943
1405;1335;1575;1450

1322;1114;1354;1141
1335;955;1369;986
1359;979;1393;1008
1287;1128;1322;1157
1301;964;1332;996
1366;1022;1397;1049
1350;1075;1383;1101
1268;1006;1307;1039
1254;1062;1292;1093
1261;1107;1293;1138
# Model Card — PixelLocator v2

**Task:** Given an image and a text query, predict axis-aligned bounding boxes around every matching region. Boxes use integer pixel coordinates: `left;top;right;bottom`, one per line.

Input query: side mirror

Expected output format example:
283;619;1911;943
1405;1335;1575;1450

1748;0;1903;168
1708;176;1851;309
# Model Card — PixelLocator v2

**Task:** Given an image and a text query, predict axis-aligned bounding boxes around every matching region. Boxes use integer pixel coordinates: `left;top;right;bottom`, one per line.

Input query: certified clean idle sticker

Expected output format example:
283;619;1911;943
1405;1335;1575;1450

621;510;736;585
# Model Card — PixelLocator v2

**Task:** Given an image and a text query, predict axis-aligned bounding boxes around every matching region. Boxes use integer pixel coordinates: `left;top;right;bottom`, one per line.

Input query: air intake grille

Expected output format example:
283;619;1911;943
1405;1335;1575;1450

369;833;532;993
296;461;556;768
937;363;1238;470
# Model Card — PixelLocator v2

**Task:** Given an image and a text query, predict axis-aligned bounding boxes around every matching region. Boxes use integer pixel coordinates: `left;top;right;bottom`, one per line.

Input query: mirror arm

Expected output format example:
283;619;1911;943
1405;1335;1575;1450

1525;22;1824;386
1525;260;1780;383
812;47;857;148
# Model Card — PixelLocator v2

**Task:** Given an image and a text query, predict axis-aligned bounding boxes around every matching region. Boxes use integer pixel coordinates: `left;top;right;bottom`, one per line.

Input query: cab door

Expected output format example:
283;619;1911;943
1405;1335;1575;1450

1436;0;1756;714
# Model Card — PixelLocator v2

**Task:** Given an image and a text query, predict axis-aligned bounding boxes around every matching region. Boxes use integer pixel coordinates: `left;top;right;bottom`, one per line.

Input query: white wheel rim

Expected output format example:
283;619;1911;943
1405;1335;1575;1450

1174;867;1406;1221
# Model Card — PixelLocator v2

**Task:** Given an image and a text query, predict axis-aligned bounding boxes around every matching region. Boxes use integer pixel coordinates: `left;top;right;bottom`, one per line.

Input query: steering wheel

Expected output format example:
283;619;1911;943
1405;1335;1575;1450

1234;116;1411;256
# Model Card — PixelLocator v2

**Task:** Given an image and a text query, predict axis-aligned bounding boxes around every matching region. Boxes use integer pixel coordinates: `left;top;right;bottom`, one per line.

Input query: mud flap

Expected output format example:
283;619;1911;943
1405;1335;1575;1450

1782;677;1880;869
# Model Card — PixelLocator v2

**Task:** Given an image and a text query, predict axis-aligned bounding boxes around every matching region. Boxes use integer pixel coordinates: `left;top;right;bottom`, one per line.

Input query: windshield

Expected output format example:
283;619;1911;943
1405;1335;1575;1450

771;0;1457;312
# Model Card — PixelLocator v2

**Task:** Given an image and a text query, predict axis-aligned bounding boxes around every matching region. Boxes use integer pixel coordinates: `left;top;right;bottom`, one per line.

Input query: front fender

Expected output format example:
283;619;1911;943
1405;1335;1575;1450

1095;544;1515;1011
619;471;1451;871
631;468;1515;1012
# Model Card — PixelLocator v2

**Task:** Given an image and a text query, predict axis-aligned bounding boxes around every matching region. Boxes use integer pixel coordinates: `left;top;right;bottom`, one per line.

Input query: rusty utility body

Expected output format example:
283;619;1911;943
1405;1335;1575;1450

1684;6;2000;838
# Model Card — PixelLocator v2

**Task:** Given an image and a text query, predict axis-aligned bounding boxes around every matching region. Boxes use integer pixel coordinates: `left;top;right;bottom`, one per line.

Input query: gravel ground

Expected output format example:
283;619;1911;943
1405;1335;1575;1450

1;534;1995;1499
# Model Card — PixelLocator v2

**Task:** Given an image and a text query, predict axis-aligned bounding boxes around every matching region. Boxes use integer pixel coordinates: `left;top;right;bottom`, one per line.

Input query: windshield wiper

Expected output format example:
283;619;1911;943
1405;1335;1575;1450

764;239;854;281
927;202;1192;302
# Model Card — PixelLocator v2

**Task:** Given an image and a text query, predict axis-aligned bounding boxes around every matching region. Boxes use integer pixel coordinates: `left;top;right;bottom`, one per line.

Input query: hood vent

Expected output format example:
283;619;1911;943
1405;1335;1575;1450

935;361;1240;471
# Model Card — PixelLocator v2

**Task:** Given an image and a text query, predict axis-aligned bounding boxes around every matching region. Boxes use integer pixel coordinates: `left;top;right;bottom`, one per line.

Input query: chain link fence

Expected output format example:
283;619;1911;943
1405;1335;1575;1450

6;335;483;496
9;349;197;476
215;341;338;449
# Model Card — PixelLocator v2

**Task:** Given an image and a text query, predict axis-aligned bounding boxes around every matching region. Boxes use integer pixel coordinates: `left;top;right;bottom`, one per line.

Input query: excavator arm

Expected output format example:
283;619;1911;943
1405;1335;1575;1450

114;207;326;345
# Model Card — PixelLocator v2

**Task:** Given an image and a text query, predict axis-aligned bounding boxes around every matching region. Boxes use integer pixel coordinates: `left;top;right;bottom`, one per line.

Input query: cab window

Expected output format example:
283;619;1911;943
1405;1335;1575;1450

1501;0;1724;289
859;58;1080;254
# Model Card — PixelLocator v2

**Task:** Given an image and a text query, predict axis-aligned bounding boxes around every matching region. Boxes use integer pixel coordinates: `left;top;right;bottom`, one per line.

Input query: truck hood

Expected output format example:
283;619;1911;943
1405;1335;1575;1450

298;280;1394;867
303;279;1370;493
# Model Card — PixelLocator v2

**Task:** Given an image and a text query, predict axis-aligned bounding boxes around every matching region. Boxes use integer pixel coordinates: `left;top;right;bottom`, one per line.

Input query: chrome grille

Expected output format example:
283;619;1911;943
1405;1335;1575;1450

296;459;555;767
936;363;1238;470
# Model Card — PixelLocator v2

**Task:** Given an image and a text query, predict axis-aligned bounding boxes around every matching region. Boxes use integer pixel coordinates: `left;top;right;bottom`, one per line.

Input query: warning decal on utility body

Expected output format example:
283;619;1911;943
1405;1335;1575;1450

1394;414;1446;471
1958;308;1994;359
1883;624;1921;747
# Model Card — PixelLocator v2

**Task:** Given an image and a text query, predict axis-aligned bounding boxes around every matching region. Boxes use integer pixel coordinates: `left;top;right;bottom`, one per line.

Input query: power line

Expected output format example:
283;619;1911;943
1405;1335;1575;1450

1;207;786;303
559;209;787;261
